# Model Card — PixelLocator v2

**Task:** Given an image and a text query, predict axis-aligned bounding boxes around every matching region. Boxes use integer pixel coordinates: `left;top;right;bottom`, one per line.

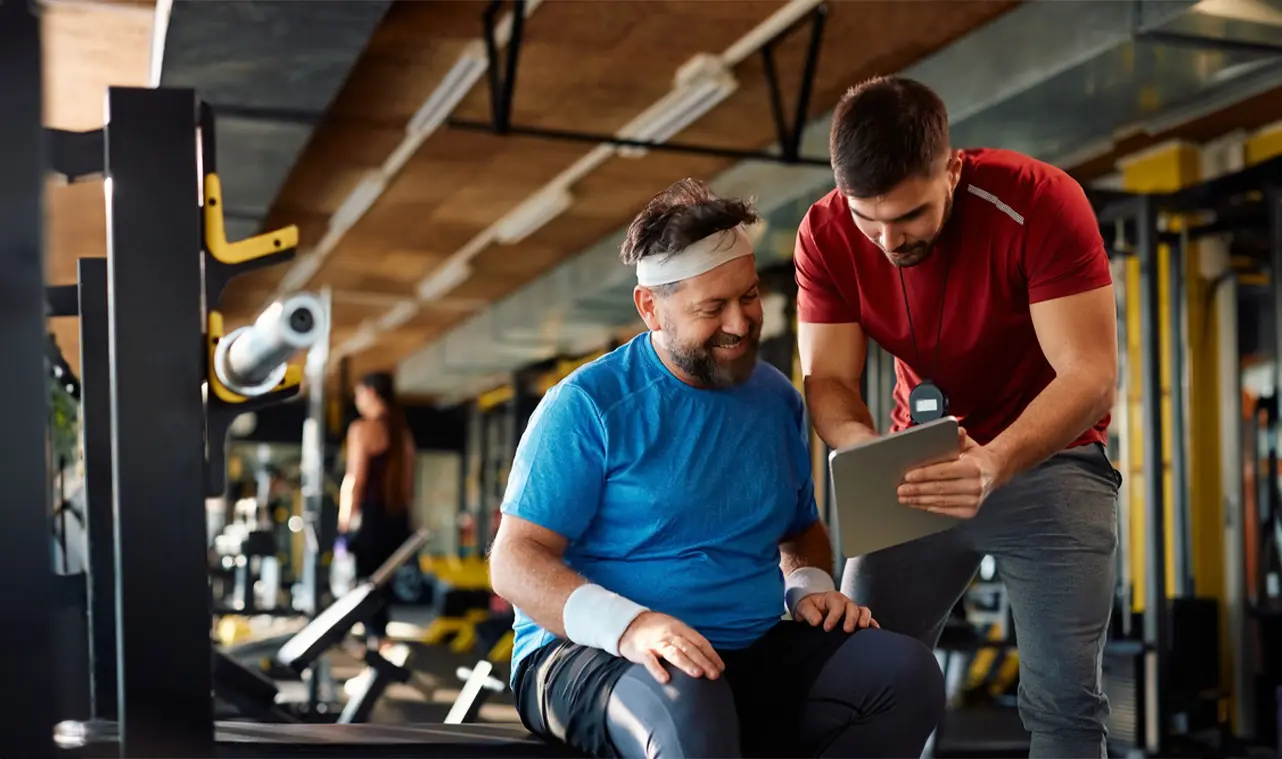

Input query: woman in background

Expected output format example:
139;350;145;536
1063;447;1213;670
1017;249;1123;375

339;371;416;649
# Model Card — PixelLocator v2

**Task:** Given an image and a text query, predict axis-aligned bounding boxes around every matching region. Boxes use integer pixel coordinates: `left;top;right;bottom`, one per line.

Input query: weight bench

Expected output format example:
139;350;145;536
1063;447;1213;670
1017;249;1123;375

274;529;431;723
212;650;299;723
55;720;579;758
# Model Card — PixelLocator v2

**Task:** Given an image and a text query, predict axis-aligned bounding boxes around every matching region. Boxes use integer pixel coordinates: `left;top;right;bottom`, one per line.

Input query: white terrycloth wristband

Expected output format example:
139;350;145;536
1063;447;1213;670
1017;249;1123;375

784;567;837;618
562;583;649;657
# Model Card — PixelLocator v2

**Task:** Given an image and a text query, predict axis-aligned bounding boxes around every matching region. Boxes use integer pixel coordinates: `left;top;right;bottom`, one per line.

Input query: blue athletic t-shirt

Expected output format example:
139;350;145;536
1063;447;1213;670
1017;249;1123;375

501;332;820;678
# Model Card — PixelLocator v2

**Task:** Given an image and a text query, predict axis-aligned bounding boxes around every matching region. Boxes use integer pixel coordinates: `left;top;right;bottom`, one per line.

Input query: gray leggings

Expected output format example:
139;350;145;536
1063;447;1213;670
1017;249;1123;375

843;443;1122;758
604;628;944;758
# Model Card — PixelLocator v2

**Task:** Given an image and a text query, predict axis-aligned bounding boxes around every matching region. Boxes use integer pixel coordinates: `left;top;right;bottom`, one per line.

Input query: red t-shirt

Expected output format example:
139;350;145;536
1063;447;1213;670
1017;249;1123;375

795;148;1112;448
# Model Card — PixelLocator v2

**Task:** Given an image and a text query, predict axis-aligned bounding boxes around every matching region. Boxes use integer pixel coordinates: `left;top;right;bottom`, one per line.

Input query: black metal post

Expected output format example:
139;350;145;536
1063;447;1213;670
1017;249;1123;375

301;290;332;711
0;3;57;758
1168;233;1191;595
1270;186;1282;422
1137;195;1168;756
78;258;118;722
789;5;826;162
105;87;212;757
474;402;487;556
458;401;472;558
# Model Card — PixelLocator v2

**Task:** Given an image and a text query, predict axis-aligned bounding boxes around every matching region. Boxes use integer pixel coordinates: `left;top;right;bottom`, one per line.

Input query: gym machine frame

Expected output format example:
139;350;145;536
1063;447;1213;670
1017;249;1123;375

48;85;317;756
1091;152;1282;756
0;4;58;758
9;8;569;755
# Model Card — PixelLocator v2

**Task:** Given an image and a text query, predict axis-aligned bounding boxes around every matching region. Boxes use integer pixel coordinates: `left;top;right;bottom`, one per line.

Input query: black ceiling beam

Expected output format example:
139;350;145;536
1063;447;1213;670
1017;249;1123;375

206;103;325;127
447;121;832;166
449;2;833;167
46;285;80;318
1137;29;1282;58
761;5;827;164
46;128;105;182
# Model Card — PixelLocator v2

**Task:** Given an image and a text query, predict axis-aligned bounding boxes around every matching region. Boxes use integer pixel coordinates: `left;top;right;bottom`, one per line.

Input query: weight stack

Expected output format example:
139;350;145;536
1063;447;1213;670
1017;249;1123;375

1103;597;1220;754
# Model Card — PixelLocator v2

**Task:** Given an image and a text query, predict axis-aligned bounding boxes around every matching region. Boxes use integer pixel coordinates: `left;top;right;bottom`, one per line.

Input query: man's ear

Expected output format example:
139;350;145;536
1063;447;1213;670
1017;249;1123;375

946;149;963;191
634;286;662;332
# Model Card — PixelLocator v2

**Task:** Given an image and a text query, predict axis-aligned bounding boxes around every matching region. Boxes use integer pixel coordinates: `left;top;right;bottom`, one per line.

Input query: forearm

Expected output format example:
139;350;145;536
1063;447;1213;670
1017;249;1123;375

779;521;837;614
338;475;363;525
779;521;833;576
803;377;879;449
490;540;588;637
986;368;1115;484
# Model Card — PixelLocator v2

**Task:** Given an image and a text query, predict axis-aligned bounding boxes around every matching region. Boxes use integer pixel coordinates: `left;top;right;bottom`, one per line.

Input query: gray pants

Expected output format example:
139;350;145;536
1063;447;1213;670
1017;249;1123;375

842;443;1122;759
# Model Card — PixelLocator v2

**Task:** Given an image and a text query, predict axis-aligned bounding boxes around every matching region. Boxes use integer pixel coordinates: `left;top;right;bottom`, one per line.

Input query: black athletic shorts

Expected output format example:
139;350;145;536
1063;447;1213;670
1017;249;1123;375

512;619;854;758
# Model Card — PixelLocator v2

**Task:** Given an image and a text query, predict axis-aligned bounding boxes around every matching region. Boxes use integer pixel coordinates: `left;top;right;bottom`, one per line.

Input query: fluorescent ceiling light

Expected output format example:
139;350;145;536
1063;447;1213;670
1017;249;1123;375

279;254;324;292
1192;0;1282;26
408;41;488;137
330;172;386;234
616;54;737;158
377;300;419;331
493;187;574;244
417;258;473;301
340;324;378;356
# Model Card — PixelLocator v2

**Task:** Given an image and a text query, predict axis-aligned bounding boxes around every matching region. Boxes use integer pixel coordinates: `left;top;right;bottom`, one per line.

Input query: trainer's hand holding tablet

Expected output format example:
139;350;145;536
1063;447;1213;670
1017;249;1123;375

828;417;972;557
898;424;1004;519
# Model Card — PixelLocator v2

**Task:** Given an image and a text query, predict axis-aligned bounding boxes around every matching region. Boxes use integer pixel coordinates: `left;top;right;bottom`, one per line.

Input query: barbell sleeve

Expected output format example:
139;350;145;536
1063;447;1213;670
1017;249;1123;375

213;292;326;397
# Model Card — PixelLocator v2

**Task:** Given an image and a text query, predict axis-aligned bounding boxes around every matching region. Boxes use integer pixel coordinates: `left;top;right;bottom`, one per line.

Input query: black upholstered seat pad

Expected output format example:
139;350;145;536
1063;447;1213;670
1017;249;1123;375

215;721;579;758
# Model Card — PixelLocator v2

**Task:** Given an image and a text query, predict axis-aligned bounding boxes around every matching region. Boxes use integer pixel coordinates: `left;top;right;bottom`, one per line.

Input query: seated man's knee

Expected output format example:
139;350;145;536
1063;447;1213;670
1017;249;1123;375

805;629;945;754
607;667;740;759
862;630;946;727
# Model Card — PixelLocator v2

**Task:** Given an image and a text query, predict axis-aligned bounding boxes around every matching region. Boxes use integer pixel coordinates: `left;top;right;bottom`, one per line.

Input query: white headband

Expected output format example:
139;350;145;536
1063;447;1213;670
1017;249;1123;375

635;225;755;287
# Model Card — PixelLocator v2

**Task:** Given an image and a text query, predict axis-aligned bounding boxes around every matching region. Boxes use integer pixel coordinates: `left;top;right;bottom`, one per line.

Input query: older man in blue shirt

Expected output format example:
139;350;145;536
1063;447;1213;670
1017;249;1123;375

488;179;945;759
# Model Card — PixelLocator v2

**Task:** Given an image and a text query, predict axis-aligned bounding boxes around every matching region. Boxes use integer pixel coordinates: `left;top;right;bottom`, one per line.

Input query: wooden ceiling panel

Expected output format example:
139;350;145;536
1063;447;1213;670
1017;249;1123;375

46;179;108;282
43;1;155;131
445;272;528;303
368;0;501;49
311;255;419;296
342;322;443;380
331;299;395;331
233;0;1028;378
469;240;570;281
675;1;1023;158
330;46;475;125
300;120;404;171
272;161;374;219
408;300;482;328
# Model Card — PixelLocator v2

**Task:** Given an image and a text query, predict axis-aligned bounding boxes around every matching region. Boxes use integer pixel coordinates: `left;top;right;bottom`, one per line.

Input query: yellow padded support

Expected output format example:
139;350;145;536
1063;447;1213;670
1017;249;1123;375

487;630;515;663
204;173;298;264
206;310;303;404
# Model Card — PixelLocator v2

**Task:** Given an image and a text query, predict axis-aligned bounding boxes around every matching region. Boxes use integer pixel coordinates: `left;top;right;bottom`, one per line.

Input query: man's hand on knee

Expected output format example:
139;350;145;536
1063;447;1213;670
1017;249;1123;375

794;591;879;633
618;611;726;684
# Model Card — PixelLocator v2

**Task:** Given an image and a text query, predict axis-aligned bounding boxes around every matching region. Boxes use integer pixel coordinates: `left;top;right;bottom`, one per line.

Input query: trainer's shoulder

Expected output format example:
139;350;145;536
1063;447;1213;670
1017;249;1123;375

963;148;1091;226
802;188;850;238
965;148;1081;199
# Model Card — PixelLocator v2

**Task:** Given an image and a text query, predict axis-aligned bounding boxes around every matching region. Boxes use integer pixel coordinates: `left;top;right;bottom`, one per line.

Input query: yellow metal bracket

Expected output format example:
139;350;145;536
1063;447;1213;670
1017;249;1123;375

204;173;298;265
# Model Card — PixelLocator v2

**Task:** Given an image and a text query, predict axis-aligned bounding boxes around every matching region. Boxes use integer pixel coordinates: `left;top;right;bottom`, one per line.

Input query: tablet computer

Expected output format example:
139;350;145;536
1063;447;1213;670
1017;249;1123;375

828;416;963;558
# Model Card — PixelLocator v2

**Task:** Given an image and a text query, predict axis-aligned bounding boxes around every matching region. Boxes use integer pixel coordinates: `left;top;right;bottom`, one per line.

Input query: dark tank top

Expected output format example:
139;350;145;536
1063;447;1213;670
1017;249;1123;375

362;450;391;511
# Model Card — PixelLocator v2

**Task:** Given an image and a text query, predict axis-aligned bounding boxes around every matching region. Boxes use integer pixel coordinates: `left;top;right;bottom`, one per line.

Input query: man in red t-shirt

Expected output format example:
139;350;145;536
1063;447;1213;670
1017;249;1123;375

795;76;1122;758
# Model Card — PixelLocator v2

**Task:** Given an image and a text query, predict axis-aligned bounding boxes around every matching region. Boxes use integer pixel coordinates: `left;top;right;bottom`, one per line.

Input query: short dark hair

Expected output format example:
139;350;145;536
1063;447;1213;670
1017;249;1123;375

829;76;950;198
620;179;759;276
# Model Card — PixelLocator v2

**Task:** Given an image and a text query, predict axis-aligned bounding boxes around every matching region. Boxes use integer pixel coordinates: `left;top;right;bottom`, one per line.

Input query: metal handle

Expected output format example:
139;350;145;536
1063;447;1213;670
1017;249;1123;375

214;292;326;397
